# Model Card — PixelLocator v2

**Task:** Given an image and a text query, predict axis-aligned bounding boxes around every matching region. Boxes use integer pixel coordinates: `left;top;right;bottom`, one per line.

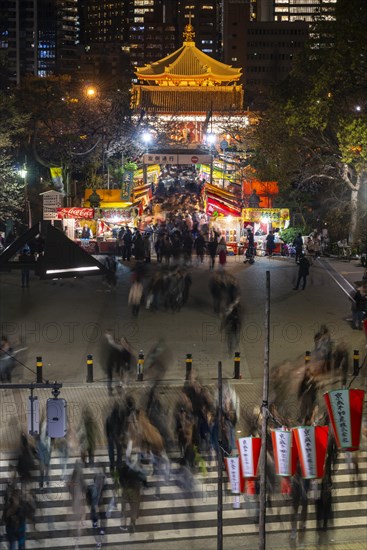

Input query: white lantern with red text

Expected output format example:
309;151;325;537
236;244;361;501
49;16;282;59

271;428;297;477
323;389;365;451
237;436;261;479
292;426;328;479
225;456;244;508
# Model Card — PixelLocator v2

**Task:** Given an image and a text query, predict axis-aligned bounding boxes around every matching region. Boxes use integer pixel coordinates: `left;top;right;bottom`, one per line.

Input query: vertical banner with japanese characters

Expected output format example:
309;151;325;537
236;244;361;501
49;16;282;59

225;456;243;494
271;428;297;476
292;426;328;479
237;437;261;479
324;389;365;451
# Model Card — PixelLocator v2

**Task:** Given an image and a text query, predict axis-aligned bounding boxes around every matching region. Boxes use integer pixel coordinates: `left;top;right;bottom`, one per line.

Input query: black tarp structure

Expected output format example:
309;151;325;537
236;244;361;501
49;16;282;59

0;222;108;279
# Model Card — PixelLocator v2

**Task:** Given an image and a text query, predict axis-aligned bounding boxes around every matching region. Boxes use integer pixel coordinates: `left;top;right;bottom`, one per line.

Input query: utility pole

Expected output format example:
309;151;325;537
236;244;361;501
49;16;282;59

0;382;63;436
259;271;270;550
217;360;223;550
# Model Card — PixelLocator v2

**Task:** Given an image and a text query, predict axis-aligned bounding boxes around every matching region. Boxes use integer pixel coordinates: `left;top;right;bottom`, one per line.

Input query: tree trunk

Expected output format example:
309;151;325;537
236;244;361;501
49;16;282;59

349;185;360;244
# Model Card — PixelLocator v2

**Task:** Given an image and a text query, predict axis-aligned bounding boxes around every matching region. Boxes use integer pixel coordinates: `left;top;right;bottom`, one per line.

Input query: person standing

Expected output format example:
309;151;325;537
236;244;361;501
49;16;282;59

19;248;34;288
294;252;310;290
293;233;304;263
207;233;219;270
217;237;227;269
122;227;132;261
266;231;276;257
351;284;367;330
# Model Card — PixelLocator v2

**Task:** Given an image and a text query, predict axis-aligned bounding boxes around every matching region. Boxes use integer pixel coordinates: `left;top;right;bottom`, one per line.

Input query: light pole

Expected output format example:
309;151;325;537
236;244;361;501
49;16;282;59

18;164;31;228
206;133;216;185
141;131;152;186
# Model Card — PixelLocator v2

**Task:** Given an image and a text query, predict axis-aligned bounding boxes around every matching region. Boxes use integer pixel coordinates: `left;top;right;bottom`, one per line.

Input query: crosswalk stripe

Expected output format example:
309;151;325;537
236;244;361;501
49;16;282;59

0;449;366;548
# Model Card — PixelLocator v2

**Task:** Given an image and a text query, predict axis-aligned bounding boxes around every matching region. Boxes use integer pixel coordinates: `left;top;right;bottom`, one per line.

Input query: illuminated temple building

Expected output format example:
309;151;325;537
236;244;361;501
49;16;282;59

131;22;248;142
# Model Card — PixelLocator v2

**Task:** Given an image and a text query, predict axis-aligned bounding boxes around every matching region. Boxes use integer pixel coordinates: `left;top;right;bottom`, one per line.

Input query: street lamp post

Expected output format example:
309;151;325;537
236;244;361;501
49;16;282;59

141;131;152;186
206;133;216;185
18;164;31;228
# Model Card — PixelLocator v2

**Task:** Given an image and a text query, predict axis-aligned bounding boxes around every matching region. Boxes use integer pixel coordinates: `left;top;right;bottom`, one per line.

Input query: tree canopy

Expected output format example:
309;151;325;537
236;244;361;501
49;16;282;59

253;0;367;243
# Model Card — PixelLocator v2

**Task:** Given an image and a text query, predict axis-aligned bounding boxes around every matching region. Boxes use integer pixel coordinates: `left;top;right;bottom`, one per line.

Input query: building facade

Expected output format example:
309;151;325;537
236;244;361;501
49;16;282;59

0;0;79;84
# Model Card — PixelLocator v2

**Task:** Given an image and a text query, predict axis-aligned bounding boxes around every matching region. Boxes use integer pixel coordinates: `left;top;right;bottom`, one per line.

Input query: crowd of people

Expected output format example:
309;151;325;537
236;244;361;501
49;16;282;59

1;328;364;549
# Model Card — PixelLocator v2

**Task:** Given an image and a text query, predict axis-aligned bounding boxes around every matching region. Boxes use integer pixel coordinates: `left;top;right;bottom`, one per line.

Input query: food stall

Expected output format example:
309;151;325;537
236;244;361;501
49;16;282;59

242;208;290;255
205;183;242;253
57;207;99;254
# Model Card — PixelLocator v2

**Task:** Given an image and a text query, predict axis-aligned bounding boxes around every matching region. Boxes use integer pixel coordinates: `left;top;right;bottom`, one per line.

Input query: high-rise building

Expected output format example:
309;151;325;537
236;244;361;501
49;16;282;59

0;0;79;84
78;0;128;44
262;0;337;22
176;1;221;59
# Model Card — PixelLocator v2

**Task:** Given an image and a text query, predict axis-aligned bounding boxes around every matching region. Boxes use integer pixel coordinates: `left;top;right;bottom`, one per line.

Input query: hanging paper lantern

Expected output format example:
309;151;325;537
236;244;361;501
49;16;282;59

323;389;365;451
245;479;257;495
280;476;292;495
225;456;244;494
237;436;261;479
292;426;328;479
271;428;298;477
225;456;244;508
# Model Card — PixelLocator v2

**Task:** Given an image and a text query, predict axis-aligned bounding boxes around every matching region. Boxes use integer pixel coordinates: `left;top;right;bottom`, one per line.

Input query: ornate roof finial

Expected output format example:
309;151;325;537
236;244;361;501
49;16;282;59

183;11;195;43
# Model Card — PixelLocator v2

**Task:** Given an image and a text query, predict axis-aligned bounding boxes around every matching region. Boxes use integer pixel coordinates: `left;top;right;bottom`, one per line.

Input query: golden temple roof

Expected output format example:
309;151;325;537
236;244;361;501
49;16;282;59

136;23;242;84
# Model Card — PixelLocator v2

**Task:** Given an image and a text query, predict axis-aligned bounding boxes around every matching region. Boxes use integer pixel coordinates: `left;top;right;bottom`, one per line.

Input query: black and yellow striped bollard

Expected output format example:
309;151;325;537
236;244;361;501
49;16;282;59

233;351;241;379
353;349;360;377
185;353;192;381
137;350;144;381
36;356;43;383
87;354;94;383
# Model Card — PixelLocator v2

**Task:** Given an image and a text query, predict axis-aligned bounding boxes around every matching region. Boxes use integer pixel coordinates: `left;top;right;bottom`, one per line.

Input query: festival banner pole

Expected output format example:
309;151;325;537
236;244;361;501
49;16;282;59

259;271;270;550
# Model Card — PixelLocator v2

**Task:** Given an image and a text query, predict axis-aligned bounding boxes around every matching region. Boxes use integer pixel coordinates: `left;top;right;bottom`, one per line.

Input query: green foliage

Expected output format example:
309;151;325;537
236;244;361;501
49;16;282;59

252;0;367;243
337;117;367;166
0;155;25;224
279;227;307;244
123;161;138;173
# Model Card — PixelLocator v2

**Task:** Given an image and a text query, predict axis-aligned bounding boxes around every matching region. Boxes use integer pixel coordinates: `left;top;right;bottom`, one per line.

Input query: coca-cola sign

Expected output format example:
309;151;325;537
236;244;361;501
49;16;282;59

57;207;94;219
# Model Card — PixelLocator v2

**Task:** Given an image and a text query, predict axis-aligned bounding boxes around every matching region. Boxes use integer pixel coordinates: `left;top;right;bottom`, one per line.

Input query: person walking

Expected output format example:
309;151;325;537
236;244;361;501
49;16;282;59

293;252;310;290
128;279;143;317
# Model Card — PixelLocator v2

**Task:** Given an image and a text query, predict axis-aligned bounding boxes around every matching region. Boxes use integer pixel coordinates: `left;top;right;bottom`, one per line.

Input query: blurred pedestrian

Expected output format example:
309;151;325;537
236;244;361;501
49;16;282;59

67;460;87;547
78;406;100;466
0;335;15;382
86;464;106;534
194;232;205;263
128;279;143;317
2;486;28;550
143;232;151;263
35;421;52;491
118;463;146;534
16;433;37;490
100;330;124;396
105;401;127;473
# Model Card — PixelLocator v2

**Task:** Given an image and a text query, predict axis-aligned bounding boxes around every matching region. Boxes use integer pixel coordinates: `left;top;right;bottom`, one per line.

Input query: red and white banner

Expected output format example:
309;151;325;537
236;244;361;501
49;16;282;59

225;456;244;494
206;196;242;218
292;426;328;479
57;207;94;219
271;428;297;477
237;437;261;479
324;389;365;451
